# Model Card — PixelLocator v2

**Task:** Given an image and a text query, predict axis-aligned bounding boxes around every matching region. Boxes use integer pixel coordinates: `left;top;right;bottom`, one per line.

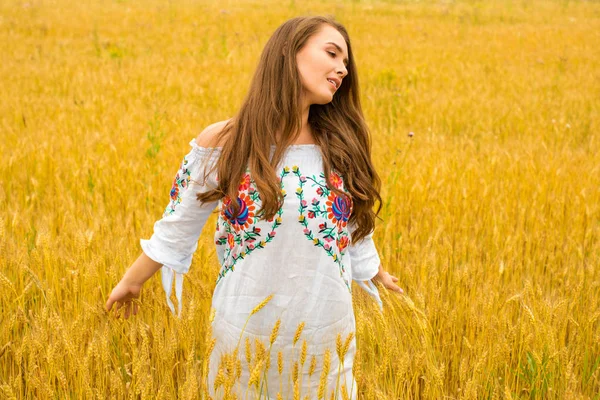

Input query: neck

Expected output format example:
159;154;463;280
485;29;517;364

290;102;315;144
274;102;315;145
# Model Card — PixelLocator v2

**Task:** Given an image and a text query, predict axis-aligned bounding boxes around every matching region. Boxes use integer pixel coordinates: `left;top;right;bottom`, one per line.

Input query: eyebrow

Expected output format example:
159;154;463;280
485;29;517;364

325;42;348;66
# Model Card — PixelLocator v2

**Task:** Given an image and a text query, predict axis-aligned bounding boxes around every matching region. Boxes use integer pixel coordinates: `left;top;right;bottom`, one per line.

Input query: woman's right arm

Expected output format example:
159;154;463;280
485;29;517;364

123;252;163;286
105;122;227;319
105;252;162;318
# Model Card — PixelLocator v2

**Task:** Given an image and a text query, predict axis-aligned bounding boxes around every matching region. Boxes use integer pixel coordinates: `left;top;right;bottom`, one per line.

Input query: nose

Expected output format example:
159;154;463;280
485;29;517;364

337;64;347;78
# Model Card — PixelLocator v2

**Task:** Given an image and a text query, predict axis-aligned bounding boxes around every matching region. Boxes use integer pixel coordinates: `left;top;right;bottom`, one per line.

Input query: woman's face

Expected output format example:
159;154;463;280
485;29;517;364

296;24;349;106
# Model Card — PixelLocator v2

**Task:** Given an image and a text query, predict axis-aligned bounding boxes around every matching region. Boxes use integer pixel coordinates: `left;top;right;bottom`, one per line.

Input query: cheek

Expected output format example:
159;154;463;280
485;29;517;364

297;53;323;90
297;63;311;87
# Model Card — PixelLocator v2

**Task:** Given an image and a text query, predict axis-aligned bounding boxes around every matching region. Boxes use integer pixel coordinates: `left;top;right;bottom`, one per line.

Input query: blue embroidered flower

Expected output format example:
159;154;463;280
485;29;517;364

223;193;255;229
327;193;352;227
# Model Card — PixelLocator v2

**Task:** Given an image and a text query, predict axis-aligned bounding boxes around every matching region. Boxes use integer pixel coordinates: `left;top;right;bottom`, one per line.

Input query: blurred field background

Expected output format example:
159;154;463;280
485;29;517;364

1;0;599;398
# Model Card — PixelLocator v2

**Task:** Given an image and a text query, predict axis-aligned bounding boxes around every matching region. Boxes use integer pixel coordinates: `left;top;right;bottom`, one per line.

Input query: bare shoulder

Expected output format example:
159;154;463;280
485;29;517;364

195;118;233;148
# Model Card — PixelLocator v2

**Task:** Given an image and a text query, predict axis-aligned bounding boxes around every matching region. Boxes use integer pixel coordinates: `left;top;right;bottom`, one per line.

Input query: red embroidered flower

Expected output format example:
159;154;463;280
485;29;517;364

238;173;251;191
227;233;235;248
337;236;349;252
330;171;343;189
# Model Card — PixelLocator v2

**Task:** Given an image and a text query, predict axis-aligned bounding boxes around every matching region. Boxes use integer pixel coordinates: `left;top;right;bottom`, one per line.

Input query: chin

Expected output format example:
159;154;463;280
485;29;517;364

317;92;335;104
305;89;334;105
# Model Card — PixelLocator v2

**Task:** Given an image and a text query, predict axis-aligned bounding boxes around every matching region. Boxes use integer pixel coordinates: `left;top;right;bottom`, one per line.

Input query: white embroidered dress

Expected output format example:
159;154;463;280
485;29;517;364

141;138;383;399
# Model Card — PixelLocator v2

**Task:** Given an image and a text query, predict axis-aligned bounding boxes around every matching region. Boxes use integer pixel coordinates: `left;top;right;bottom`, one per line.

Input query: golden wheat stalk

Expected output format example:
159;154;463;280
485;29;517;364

245;336;252;367
293;321;305;346
251;294;274;316
270;318;281;345
317;349;331;400
248;359;264;388
342;332;354;359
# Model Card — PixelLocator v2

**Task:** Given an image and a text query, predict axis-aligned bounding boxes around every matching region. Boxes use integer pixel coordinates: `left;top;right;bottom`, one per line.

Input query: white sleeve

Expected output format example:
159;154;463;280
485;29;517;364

348;221;383;310
140;138;220;316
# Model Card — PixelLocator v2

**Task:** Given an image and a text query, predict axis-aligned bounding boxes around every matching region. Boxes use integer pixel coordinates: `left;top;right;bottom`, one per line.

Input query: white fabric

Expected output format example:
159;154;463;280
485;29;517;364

141;138;384;398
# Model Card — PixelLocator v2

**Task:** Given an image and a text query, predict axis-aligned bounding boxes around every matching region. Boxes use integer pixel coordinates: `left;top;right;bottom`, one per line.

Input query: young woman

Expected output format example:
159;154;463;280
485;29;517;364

105;15;403;399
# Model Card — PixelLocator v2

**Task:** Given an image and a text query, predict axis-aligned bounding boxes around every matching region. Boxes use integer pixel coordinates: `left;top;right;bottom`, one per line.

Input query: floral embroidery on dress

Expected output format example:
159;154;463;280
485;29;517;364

293;166;354;291
326;189;352;227
222;192;256;231
164;155;192;216
214;167;289;284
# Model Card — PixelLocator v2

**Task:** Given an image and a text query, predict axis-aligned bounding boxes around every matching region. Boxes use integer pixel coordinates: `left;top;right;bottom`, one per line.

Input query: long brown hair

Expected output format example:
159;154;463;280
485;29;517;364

196;15;382;244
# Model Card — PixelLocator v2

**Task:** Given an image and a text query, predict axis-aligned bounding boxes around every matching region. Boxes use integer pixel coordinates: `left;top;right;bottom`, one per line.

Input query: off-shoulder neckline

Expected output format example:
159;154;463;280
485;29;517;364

188;138;320;153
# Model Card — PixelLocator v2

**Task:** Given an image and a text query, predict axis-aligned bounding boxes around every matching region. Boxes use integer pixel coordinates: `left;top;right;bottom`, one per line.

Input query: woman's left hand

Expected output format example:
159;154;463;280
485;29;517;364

373;269;404;294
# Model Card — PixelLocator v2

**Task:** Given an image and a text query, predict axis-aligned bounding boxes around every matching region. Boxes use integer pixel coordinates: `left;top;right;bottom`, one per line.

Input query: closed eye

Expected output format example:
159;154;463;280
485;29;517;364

327;51;336;57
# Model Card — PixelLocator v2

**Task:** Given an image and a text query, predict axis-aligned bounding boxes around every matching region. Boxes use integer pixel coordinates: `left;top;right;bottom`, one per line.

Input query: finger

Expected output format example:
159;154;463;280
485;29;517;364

114;302;122;319
105;297;114;312
124;302;131;319
392;276;399;282
133;303;139;316
387;283;401;293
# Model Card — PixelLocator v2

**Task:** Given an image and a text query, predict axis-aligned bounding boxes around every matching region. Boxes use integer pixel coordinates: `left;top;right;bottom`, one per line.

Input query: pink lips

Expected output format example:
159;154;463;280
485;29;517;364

327;79;338;91
327;76;341;89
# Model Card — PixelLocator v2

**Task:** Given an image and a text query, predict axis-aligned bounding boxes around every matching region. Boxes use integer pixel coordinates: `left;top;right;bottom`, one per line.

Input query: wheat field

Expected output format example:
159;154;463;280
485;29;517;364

1;0;599;398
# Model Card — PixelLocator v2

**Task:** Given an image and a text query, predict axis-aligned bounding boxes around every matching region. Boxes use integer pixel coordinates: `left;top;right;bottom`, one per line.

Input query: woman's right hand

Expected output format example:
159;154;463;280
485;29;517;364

104;253;163;319
105;277;143;319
